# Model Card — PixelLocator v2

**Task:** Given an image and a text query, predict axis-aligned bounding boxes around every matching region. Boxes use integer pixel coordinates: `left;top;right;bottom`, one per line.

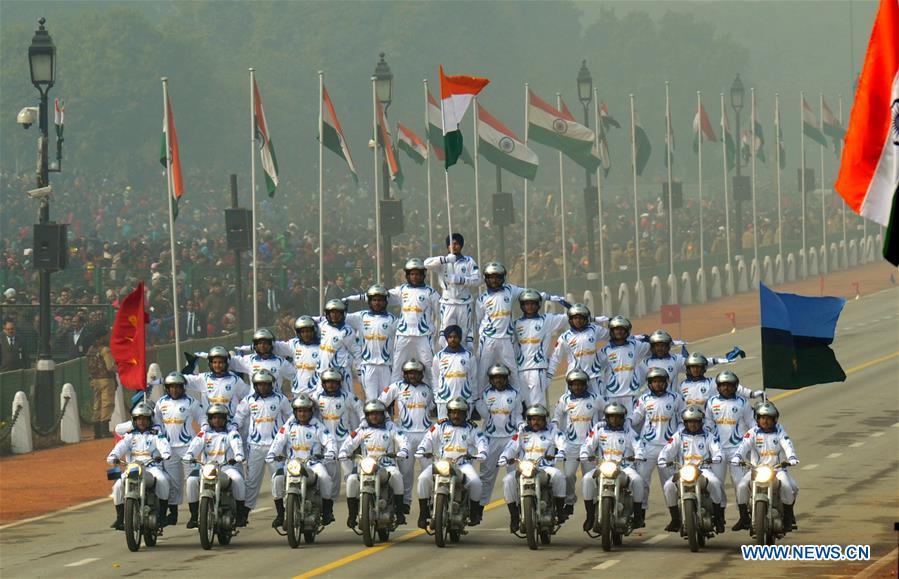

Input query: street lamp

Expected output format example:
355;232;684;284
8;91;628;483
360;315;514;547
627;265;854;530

374;52;393;107
373;53;394;274
730;73;747;256
29;17;59;430
577;60;598;272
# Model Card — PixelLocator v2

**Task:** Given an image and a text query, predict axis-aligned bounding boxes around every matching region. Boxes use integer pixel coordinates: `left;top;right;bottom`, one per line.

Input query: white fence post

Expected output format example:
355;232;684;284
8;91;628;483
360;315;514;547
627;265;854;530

60;383;81;444
11;391;33;454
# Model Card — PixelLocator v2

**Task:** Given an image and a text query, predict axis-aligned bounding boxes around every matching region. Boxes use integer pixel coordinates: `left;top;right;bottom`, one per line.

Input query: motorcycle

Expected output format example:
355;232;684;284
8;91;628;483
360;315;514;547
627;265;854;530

191;461;239;550
354;454;400;547
668;460;717;552
509;456;559;550
586;457;635;551
277;455;325;548
745;461;790;545
425;454;471;547
119;458;164;552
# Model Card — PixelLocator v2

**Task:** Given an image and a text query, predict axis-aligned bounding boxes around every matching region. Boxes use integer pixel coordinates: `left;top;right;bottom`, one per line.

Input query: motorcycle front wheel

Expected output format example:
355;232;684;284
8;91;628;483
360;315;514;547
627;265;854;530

522;496;538;550
433;494;448;548
600;497;614;551
199;497;216;550
285;494;302;549
124;498;142;552
753;501;770;546
684;500;700;552
360;493;375;547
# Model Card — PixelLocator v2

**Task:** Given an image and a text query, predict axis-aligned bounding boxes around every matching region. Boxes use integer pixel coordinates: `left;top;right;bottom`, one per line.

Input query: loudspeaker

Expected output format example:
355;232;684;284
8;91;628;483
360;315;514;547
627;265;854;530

583;186;598;216
732;175;751;202
661;181;683;210
380;199;404;236
33;223;68;271
225;208;253;251
796;168;816;193
493;192;514;226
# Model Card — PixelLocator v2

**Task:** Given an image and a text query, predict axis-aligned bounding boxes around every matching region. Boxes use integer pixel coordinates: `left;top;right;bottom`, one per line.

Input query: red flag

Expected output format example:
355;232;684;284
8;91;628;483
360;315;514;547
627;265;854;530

110;282;148;390
660;304;681;324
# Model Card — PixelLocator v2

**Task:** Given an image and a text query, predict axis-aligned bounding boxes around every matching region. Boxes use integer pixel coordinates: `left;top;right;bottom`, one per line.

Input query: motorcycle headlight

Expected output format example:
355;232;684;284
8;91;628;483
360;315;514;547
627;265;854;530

679;464;699;484
202;464;218;480
126;462;142;477
518;460;537;478
755;465;774;484
599;461;619;479
287;458;304;477
360;456;378;475
434;460;451;476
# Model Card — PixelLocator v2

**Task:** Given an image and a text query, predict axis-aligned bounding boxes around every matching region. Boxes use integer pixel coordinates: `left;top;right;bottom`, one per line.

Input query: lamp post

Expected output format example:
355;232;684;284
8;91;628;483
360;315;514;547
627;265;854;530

374;53;394;275
730;74;745;257
577;60;598;272
29;17;57;429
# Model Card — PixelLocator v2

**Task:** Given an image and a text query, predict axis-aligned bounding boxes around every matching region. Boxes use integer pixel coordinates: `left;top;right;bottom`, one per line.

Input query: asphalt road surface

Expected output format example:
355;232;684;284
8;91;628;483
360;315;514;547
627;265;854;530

2;287;897;578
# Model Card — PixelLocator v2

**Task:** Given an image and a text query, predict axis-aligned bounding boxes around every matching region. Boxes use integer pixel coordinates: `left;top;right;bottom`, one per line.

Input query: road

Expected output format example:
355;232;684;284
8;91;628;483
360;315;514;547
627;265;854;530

2;288;897;578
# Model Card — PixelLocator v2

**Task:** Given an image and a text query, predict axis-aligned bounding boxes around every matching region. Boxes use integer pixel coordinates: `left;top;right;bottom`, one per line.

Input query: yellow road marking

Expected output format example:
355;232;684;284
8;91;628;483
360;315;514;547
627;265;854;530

769;351;899;402
293;499;506;579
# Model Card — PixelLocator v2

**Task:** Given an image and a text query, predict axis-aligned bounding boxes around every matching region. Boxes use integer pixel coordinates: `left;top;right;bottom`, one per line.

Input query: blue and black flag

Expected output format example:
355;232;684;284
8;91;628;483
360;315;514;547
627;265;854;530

759;283;845;390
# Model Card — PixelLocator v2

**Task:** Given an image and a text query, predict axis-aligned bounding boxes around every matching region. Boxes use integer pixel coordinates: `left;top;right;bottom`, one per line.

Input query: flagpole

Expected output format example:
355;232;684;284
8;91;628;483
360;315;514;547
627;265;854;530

819;92;827;274
523;83;530;286
629;94;642;286
423;79;435;282
593;89;606;312
556;93;569;296
249;68;259;330
440;84;454;247
473;97;483;266
800;91;807;261
775;93;784;260
697;91;705;273
838;94;847;248
371;76;382;282
664;81;675;292
750;88;759;277
318;71;325;311
720;93;733;277
161;77;181;364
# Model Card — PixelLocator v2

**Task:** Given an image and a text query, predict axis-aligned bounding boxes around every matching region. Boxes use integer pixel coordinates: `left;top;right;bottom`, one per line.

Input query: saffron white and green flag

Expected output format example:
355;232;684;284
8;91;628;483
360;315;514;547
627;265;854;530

320;85;358;182
477;102;538;180
253;77;279;197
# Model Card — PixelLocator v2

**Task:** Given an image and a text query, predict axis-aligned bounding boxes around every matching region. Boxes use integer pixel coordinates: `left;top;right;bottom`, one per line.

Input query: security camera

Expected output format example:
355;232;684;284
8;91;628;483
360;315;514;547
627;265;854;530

17;107;38;129
27;185;52;199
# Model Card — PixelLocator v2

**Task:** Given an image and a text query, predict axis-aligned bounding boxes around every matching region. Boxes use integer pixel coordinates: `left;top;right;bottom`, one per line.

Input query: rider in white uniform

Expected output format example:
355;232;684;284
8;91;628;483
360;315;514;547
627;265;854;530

424;233;481;348
344;285;399;401
432;325;478;420
547;304;610;397
184;346;250;417
272;316;323;396
388;259;441;386
311;368;364;503
230;329;296;393
512;290;570;407
597;316;650;415
475;365;524;508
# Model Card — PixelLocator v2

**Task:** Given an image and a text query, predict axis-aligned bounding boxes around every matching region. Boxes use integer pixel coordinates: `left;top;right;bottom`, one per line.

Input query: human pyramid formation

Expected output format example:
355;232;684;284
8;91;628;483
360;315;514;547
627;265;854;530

106;232;801;543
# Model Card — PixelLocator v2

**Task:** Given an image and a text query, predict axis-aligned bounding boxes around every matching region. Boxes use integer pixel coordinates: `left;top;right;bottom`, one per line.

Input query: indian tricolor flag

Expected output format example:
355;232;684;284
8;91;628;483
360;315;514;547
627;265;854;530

397;122;427;165
428;90;472;165
821;98;845;154
439;66;490;169
477;103;538;181
253;77;279;198
54;98;64;142
802;98;828;147
376;101;403;188
528;89;595;162
721;109;736;172
321;85;358;182
692;101;717;154
835;0;899;265
160;94;184;219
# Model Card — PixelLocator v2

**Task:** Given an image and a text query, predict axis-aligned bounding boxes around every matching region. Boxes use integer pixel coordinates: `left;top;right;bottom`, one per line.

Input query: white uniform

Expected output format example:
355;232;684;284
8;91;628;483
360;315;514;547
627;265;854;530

658;428;725;507
183;426;246;503
312;388;364;500
633;354;686;394
678;376;761;407
314;319;363;385
153;394;206;504
339;423;409;499
631;390;685;508
415;421;487;502
345;309;399;401
107;428;173;505
184;371;250;417
424;253;481;347
431;346;478;420
266;419;336;500
547;320;610;396
513;312;568;406
230;352;296;391
597;338;651;414
580;425;646;504
732;424;800;505
552;390;607;505
273;338;323;396
388;283;441;386
379;380;434;505
705;394;754;506
233;390;292;508
498;426;567;503
475;386;524;505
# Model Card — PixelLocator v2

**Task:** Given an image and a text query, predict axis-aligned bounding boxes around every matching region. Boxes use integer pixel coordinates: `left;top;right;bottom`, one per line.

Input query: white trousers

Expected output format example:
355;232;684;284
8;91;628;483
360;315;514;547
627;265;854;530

417;462;481;501
398;432;428;504
271;461;332;500
186;464;245;503
244;444;278;509
477;337;516;399
361;365;392;401
391;335;434;385
582;466;645;504
636;445;672;509
605;395;635;416
563;450;591;505
161;446;187;505
346;466;403;498
438;303;475;348
502;467;565;503
662;469;725;507
518;369;549;407
711;447;747;508
479;436;513;505
112;465;171;505
735;469;798;505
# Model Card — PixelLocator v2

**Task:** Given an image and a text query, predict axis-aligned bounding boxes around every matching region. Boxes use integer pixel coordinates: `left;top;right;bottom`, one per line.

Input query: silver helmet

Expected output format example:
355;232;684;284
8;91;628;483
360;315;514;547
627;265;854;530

483;262;507;277
567;303;591;319
646;367;670;383
402;359;425;374
755;402;779;420
366;284;389;300
685;353;709;367
294;315;317;331
252;369;275;385
320;368;343;384
648;330;673;345
715;370;739;386
566;369;590;384
292;395;315;410
253;328;275;343
682;405;705;421
446;397;470;413
164;371;187;387
517;289;543;306
131;402;154;419
525;404;549;418
206;403;230;417
608;315;632;331
208;345;230;361
364;400;387;414
603;402;628;417
324;299;346;313
404;258;426;272
487;364;511;378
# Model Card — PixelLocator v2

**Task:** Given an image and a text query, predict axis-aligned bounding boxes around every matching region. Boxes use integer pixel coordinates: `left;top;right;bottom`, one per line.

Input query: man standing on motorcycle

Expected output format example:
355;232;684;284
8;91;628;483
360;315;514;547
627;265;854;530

273;316;323;397
153;372;207;526
730;402;800;533
512;290;570;407
344;285;400;401
498;404;568;533
107;403;173;531
312;368;364;505
631;367;685;517
184;346;250;417
580;402;647;531
234;369;292;528
432;325;478;421
633;330;745;391
267;395;337;526
679;355;762;408
183;404;247;529
229;329;297;392
552;369;607;517
547;304;610;398
415;397;488;529
340;400;410;527
379;359;435;514
705;371;755;530
596;316;649;415
475;365;524;509
658;405;726;533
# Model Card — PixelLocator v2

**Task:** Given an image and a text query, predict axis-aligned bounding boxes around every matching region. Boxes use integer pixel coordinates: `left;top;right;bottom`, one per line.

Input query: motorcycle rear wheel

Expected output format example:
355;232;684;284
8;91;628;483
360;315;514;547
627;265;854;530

360;493;375;547
124;498;142;552
199;497;216;550
684;500;700;553
522;496;538;550
600;497;614;551
285;494;301;549
753;501;770;546
434;494;448;548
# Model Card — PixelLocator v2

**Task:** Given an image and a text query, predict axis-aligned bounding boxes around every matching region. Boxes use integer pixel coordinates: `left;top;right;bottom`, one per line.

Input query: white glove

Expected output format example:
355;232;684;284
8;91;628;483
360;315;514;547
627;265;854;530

444;253;457;264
